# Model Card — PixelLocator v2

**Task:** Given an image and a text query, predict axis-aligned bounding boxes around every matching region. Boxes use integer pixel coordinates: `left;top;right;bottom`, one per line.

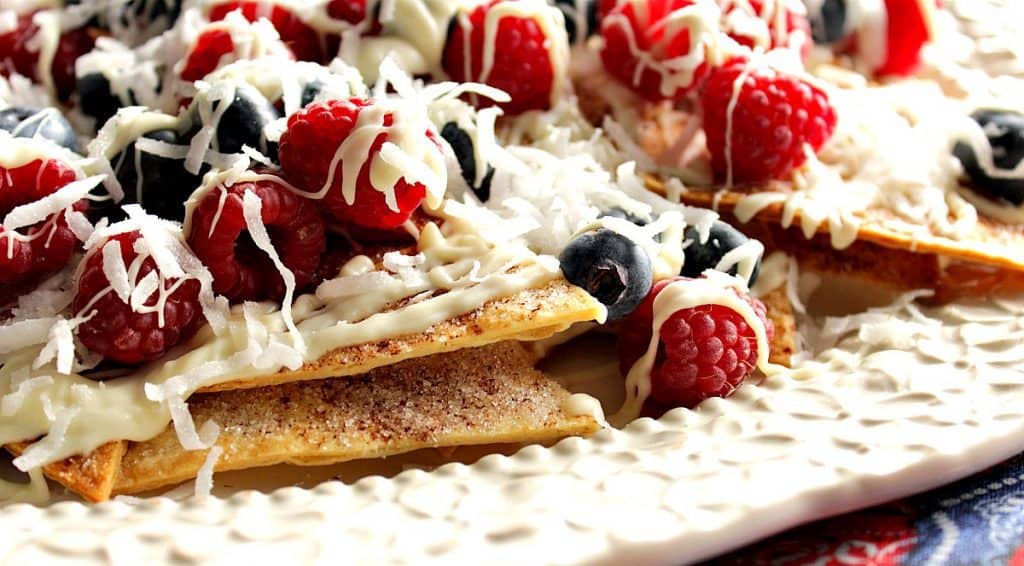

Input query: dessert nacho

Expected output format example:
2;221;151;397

570;0;1024;300
17;0;997;504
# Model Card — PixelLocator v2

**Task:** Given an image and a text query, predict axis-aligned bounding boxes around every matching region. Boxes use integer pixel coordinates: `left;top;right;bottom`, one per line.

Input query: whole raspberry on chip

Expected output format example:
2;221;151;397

73;231;204;365
0;157;86;286
600;0;717;101
0;13;96;100
701;56;837;183
442;0;567;115
186;175;326;303
278;98;443;230
208;1;324;63
719;0;812;59
857;0;937;77
618;277;774;409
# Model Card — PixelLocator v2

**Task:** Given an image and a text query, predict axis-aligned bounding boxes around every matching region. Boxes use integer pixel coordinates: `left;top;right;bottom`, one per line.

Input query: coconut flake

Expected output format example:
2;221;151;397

241;190;305;352
12;406;79;471
102;239;132;302
0;317;60;355
194;445;223;499
32;318;76;375
1;376;54;417
3;176;103;233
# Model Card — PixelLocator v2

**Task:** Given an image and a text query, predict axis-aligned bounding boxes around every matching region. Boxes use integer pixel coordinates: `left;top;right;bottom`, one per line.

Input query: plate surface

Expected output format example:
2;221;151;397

4;291;1024;564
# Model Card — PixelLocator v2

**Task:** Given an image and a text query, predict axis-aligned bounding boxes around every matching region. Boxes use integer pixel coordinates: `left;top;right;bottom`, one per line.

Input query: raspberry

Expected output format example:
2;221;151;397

186;175;326;303
73;232;204;366
180;28;236;82
278;98;437;230
442;0;562;115
0;158;85;285
701;57;837;183
619;277;774;409
719;0;812;59
209;1;324;62
870;0;935;77
0;14;95;100
600;0;713;102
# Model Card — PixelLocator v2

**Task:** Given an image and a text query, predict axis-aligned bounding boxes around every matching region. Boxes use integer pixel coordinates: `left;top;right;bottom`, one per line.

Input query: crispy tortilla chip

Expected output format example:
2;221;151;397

203;278;604;392
644;176;1024;299
113;343;601;495
759;285;797;367
5;441;125;503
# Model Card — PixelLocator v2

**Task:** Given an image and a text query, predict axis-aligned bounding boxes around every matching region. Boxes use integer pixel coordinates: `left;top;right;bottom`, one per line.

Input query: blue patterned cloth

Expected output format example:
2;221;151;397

716;454;1024;564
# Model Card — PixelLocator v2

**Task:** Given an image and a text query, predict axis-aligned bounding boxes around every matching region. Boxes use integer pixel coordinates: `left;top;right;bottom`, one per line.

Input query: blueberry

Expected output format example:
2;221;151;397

301;79;324;107
680;220;760;285
953;109;1024;206
554;0;599;44
105;128;206;222
0;106;78;151
559;228;653;320
440;121;495;202
78;72;131;131
188;85;281;156
807;0;851;45
601;207;650;226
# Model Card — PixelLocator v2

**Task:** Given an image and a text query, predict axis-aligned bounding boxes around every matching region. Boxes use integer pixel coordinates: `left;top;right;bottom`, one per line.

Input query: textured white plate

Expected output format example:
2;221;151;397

3;290;1024;564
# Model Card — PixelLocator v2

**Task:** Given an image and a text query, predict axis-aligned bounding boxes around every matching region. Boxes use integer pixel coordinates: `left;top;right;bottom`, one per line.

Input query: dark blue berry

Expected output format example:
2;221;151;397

559;228;653;320
680;220;760;285
953;109;1024;206
188;85;281;156
601;207;650;226
441;121;494;202
0;107;78;151
807;0;851;45
77;72;132;132
301;79;324;107
104;128;206;222
554;0;599;44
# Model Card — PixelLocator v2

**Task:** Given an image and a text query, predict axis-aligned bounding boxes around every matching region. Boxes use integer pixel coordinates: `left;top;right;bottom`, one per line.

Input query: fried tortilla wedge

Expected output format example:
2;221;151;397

645;176;1024;300
5;440;125;503
113;342;601;495
202;278;604;393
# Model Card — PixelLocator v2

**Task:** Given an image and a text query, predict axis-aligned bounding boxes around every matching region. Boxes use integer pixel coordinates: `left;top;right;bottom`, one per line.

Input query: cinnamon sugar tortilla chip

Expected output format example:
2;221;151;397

5;440;125;503
202;278;605;392
644;176;1024;298
113;342;601;495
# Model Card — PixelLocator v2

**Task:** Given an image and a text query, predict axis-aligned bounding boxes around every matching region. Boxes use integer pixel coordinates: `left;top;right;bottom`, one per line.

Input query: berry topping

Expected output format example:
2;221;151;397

559;228;653;320
186;175;326;302
440;121;495;202
953;109;1024;207
73;231;203;366
860;0;936;77
618;277;774;408
0;14;96;100
600;0;716;102
442;0;567;115
719;0;812;58
109;128;206;222
186;84;281;156
601;207;651;226
278;98;444;230
554;0;600;43
0;157;85;285
681;220;760;285
807;0;853;45
180;28;236;82
701;57;837;183
0;107;78;152
328;0;377;26
77;72;128;131
208;1;324;63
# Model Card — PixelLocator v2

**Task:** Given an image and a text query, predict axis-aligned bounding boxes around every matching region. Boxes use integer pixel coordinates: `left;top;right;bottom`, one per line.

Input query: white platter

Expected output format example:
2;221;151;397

3;288;1024;564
